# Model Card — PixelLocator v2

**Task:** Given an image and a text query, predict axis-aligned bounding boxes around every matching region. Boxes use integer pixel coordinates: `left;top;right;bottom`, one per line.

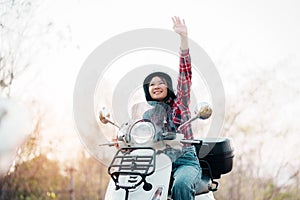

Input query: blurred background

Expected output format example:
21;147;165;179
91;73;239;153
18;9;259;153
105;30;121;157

0;0;299;199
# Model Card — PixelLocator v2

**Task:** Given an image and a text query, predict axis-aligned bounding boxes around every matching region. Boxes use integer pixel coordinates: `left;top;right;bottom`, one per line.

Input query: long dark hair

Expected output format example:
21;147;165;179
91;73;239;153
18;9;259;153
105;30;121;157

143;72;176;103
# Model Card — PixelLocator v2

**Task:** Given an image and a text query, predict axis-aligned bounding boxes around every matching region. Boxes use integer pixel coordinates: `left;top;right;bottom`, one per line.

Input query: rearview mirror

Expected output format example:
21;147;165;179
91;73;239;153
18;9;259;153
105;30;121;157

99;107;111;124
195;102;212;119
98;107;120;128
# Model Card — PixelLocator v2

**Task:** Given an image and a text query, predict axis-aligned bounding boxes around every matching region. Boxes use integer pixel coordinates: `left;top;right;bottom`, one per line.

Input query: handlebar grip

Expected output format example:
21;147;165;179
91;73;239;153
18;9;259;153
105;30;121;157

180;139;202;145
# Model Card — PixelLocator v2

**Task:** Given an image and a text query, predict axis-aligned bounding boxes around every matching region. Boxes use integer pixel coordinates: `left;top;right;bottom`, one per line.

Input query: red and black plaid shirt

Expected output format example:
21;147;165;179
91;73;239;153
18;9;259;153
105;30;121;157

172;49;193;140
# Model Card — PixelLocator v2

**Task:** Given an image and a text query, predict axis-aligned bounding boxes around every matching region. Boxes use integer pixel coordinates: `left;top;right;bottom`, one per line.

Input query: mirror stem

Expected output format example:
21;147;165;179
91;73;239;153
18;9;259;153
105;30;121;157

176;116;198;132
107;120;120;129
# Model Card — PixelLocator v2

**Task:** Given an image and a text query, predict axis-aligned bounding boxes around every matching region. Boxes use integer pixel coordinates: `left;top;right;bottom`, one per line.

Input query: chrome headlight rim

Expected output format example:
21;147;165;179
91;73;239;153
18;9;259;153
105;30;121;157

129;119;156;144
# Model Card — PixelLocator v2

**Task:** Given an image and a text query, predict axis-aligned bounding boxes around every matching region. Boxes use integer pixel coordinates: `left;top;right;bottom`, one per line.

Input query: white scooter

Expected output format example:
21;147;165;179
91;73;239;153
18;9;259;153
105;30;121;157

99;102;234;200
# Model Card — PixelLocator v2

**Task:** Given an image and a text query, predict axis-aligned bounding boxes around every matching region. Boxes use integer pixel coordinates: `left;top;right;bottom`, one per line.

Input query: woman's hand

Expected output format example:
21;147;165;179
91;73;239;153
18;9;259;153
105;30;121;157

172;16;188;37
172;16;189;50
112;138;119;148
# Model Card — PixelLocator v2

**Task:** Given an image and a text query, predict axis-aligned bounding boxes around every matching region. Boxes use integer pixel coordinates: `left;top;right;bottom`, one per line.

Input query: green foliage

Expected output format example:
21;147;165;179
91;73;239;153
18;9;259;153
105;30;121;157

214;167;300;200
0;152;110;200
73;152;110;200
1;154;67;200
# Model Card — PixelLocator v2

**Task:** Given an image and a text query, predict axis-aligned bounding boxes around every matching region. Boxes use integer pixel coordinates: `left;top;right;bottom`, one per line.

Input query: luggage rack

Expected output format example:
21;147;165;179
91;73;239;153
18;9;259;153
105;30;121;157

108;147;156;191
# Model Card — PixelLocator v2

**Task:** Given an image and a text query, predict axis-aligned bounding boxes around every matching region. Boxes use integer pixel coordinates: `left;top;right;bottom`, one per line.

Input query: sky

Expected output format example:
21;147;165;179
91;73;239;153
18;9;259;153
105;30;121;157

1;0;300;179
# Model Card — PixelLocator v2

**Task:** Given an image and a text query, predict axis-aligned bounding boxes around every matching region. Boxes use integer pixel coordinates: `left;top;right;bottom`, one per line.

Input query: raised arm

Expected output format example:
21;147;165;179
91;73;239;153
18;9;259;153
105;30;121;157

172;17;193;139
172;16;192;107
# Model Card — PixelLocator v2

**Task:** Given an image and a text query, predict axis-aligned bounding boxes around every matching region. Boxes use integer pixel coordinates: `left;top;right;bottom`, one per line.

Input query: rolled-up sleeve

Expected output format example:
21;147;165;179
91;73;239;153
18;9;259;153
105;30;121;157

177;49;192;107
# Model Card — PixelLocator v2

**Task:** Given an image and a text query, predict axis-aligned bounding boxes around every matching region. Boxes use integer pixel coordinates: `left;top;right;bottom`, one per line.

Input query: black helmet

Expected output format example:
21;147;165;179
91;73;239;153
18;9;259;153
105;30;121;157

143;72;176;103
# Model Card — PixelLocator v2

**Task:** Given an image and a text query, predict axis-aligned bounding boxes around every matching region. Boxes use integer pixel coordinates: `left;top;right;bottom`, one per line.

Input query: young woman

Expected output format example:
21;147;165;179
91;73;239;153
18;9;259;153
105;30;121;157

142;16;202;200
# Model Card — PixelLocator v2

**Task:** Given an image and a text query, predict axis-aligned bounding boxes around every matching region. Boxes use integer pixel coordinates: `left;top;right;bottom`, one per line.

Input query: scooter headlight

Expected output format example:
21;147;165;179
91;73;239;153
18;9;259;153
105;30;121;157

130;120;155;144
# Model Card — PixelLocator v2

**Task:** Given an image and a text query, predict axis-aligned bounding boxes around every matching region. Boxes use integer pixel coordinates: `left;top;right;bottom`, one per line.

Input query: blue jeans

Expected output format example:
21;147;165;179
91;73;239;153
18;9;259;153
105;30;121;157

170;146;202;200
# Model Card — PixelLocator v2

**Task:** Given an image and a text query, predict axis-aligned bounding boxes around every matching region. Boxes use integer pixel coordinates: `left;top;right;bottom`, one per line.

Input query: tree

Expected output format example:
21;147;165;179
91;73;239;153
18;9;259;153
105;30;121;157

1;154;68;200
73;150;110;200
0;0;55;174
1;0;45;96
215;59;300;199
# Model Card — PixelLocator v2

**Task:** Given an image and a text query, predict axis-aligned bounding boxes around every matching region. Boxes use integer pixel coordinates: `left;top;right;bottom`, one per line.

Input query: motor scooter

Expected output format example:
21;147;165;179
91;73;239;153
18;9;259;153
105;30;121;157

99;102;234;200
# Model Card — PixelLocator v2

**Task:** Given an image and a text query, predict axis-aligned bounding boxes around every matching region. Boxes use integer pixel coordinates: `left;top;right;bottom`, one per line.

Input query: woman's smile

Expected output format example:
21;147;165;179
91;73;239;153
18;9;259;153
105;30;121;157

149;76;168;102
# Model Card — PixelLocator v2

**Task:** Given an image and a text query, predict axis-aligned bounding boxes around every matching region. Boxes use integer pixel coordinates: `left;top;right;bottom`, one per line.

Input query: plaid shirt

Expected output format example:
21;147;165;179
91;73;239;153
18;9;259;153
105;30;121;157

144;49;193;143
172;48;193;140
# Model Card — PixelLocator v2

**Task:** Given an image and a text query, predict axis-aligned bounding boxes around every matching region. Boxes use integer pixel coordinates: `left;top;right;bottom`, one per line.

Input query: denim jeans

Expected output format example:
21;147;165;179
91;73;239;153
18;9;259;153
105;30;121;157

170;146;202;200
